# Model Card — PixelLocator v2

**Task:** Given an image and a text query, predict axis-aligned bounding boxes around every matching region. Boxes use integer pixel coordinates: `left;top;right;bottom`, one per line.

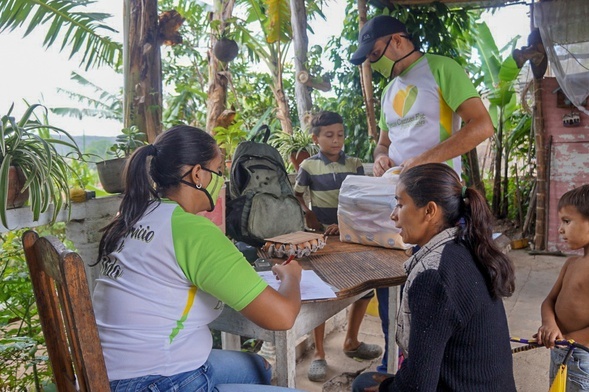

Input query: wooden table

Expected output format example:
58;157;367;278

209;239;408;387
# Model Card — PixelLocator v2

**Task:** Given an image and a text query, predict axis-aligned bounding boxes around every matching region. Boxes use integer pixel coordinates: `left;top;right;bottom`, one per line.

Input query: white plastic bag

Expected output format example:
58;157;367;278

337;169;410;250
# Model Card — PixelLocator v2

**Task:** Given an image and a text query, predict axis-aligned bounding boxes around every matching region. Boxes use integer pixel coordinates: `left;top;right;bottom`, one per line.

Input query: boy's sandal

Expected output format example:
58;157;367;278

307;359;327;382
344;342;383;360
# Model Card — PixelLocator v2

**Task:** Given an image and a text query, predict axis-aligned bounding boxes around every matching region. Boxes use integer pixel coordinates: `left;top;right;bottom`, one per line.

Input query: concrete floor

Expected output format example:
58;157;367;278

291;249;568;392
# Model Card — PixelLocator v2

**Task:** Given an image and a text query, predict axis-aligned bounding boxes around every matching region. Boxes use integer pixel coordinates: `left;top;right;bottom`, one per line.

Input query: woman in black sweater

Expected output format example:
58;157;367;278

353;163;516;392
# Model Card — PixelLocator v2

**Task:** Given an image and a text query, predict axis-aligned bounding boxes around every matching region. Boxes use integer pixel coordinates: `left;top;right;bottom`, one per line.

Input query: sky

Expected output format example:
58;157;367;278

0;1;530;138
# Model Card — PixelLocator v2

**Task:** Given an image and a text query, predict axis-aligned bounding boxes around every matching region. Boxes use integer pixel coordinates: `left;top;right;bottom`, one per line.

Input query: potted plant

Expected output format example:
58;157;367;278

96;125;147;193
213;115;247;172
0;104;83;228
269;128;319;171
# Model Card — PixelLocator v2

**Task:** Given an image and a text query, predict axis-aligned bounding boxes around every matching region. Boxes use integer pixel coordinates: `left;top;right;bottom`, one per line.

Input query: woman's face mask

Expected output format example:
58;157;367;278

203;168;223;211
180;166;224;212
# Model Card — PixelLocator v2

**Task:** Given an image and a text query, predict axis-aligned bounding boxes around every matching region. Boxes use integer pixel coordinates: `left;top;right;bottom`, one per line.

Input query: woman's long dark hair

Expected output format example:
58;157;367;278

399;163;515;298
98;125;218;259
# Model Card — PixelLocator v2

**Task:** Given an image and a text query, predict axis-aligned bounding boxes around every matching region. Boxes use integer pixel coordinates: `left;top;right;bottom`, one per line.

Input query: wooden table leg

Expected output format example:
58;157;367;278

387;286;400;374
221;332;241;350
274;329;296;387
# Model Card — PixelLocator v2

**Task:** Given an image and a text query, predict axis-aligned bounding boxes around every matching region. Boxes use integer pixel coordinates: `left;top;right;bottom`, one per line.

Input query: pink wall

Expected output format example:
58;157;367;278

542;77;589;252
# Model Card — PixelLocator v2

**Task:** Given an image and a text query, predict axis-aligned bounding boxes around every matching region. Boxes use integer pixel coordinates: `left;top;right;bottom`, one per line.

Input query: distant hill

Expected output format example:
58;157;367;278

53;135;116;162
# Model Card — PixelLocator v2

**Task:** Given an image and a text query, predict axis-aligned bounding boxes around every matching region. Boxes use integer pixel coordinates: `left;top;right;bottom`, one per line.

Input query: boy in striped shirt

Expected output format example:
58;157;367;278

294;111;382;382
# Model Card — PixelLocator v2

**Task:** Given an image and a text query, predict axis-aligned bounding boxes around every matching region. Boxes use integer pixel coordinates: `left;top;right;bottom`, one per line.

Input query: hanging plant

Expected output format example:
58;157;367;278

211;19;239;63
213;37;239;62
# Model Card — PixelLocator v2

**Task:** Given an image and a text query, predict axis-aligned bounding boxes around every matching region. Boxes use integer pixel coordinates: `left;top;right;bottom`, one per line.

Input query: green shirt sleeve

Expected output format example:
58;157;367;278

426;54;480;112
171;207;267;311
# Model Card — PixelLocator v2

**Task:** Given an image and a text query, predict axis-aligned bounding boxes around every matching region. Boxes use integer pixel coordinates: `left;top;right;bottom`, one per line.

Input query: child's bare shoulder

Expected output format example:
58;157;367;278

563;254;589;270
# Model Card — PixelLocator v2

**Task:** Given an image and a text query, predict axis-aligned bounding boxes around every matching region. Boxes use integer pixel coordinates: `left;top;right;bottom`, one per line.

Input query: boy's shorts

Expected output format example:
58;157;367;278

550;346;589;391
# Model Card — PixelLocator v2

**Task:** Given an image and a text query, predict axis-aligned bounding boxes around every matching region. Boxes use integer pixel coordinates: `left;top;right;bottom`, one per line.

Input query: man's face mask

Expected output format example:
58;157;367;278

370;38;394;78
370;35;415;79
180;166;224;212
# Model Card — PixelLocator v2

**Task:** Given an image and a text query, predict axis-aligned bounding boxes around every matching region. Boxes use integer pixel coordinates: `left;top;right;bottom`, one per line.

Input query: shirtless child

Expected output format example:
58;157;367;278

537;184;589;391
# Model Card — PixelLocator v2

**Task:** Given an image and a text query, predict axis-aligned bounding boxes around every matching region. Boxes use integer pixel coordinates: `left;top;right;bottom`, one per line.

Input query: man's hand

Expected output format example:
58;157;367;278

373;154;394;177
304;211;323;231
324;224;339;236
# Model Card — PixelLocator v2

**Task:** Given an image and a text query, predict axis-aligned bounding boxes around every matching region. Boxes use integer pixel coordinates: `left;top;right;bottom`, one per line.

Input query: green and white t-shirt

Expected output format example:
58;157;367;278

93;200;267;381
379;53;479;176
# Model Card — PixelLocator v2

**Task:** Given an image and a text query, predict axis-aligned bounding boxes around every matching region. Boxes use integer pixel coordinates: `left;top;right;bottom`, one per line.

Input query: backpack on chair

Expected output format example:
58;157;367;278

226;125;305;247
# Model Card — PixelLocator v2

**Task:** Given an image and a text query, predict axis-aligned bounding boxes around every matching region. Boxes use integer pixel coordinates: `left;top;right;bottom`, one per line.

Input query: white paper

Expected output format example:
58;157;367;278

258;270;337;301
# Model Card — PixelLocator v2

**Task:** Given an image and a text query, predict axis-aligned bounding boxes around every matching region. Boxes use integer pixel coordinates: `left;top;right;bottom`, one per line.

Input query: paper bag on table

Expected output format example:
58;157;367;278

337;171;410;250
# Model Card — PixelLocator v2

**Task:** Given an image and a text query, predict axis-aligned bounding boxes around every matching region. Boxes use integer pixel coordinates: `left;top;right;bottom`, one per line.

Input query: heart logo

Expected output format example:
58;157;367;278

392;85;418;117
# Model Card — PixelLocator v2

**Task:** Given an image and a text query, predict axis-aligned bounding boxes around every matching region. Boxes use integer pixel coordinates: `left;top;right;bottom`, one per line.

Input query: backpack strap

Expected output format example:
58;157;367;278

250;124;271;144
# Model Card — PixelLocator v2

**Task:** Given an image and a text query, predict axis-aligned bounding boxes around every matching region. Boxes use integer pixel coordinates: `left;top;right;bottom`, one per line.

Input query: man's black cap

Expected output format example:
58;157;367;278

350;15;408;65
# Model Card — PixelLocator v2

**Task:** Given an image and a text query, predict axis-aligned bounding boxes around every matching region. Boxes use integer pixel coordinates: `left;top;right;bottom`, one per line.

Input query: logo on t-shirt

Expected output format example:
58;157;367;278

393;85;418;117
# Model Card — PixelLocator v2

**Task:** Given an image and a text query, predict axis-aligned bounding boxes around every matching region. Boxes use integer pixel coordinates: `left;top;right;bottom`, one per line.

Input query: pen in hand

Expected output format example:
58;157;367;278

282;255;295;265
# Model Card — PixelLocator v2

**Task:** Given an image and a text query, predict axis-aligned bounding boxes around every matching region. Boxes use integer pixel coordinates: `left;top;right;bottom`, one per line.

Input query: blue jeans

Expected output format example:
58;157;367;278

376;287;390;373
550;346;589;391
352;371;394;392
110;349;306;392
376;245;418;373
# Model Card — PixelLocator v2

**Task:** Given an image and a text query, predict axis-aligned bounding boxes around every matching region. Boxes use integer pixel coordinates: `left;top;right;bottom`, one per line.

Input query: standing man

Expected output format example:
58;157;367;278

350;15;494;372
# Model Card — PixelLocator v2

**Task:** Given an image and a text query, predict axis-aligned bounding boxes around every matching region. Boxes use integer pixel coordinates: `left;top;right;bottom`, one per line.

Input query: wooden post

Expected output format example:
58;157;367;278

206;0;235;133
290;0;313;130
533;78;546;250
123;0;162;143
357;0;378;140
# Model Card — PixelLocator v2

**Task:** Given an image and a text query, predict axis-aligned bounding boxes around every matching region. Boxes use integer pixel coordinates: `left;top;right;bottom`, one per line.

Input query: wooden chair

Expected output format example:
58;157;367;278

22;230;110;391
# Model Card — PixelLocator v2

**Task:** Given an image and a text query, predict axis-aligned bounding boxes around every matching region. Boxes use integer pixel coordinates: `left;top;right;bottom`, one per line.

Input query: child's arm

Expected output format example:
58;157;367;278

294;191;323;231
537;260;570;348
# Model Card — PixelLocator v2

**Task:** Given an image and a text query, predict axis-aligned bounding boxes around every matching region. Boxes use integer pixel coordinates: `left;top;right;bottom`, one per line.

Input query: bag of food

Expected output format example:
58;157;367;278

337;169;410;250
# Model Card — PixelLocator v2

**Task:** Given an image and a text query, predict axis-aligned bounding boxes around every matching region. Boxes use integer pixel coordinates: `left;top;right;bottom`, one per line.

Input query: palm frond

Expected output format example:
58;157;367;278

264;0;291;44
0;0;122;70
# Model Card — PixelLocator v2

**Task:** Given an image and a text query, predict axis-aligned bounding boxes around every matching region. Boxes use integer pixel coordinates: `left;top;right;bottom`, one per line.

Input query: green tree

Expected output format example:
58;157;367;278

473;21;531;219
0;0;122;70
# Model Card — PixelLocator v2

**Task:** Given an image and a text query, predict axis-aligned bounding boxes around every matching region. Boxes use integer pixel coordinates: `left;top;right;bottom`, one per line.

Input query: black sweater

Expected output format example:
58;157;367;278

381;240;516;391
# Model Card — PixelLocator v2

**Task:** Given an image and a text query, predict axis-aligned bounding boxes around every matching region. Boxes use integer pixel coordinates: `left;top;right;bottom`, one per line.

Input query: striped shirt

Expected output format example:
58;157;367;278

293;151;364;225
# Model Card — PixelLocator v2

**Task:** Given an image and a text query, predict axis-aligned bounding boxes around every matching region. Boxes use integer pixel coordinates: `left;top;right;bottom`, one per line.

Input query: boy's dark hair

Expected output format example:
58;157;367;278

310;111;343;136
558;184;589;218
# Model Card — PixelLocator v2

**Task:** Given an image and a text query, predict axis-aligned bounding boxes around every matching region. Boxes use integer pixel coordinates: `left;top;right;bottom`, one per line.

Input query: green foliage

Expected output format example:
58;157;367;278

472;21;531;219
67;158;97;189
0;104;84;229
213;116;247;161
269;128;319;163
0;225;71;391
160;0;210;128
264;0;292;44
0;0;123;71
51;72;124;122
107;126;147;159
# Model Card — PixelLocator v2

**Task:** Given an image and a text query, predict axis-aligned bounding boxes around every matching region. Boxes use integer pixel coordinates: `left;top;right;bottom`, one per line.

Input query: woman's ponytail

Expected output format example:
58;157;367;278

98;145;157;259
400;163;515;299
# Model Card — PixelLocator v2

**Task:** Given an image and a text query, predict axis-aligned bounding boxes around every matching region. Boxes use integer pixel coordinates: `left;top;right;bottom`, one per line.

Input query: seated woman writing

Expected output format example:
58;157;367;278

353;163;516;392
93;125;304;392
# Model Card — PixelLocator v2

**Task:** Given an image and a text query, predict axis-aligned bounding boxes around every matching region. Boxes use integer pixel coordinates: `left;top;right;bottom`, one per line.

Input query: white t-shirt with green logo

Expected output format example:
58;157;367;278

379;53;479;176
93;200;267;381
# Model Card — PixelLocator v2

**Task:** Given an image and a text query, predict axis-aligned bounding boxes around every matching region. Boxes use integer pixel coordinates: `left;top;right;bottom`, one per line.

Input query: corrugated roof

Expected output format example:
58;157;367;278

375;0;520;7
